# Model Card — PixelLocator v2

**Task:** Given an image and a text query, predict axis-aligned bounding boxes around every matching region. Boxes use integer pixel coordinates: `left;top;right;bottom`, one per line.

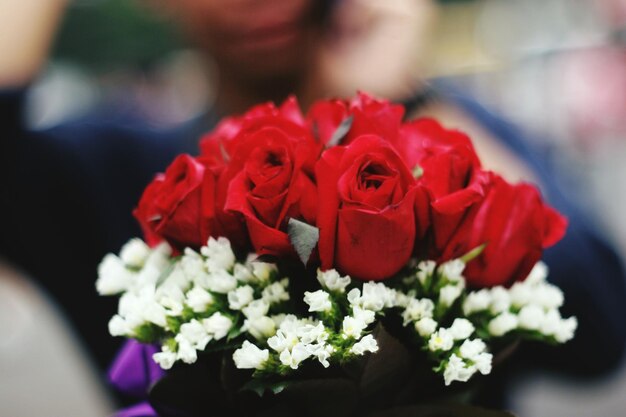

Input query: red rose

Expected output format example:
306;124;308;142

133;154;217;249
306;92;405;146
440;173;568;287
316;135;429;281
222;126;317;257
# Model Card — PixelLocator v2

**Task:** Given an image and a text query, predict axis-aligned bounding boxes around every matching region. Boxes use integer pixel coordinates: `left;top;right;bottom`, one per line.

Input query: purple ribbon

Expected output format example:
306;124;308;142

113;401;158;417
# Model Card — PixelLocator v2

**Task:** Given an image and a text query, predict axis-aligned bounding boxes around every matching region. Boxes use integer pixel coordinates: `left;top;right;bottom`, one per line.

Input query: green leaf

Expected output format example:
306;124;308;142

460;244;487;264
327;115;354;147
240;378;292;397
287;218;320;265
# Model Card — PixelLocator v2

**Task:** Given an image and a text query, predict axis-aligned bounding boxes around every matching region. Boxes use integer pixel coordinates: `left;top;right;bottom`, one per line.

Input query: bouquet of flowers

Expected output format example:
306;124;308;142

97;93;576;417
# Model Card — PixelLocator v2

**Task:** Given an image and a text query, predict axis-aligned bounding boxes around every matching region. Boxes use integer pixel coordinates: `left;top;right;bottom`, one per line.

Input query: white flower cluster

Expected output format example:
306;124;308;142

99;238;576;386
97;237;289;370
463;262;577;343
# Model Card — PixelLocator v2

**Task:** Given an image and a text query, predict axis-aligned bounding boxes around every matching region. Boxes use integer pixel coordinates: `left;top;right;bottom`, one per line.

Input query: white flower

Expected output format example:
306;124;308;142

459;339;487;360
108;315;131;336
449;318;475;340
534;284;564;310
509;282;532;308
539;309;561;336
463;289;491;315
317;269;351;293
525;261;548;285
489;286;511;314
233;264;254;283
350;334;379;355
233;341;269;369
262;280;290;304
439;285;462;307
201;237;236;272
304;290;332;312
96;254;134;295
488;312;518;337
415;317;438;337
444;354;476;386
416;260;437;284
205;269;237;294
402;298;434;325
347;288;361;306
153;346;177;370
473;352;493;375
297;322;328;344
203;312;233;340
268;329;299;353
394;292;412;308
243;316;277;340
518;305;545;331
555;317;577;343
342;316;369;339
361;282;395;311
250;261;276;283
119;238;151;268
307;343;334;368
228;285;255;310
186;286;214;313
162;266;191;291
279;343;311;369
439;259;465;283
243;299;270;319
175;334;198;364
428;328;455;352
352;306;376;325
180;320;211;350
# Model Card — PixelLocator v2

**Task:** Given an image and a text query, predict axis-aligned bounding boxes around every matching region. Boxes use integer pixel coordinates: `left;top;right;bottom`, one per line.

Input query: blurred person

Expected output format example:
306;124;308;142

1;0;625;412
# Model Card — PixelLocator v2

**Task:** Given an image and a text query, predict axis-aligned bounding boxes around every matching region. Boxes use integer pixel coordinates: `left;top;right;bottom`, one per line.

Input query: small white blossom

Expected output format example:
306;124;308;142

228;285;255;310
449;318;475;340
307;343;334;367
510;282;532;308
317;269;351;293
439;285;462;307
250;261;276;283
459;339;487;360
347;288;361;306
428;328;455;352
360;282;395;311
415;317;438;337
350;334;379;355
175;334;198;364
352;306;376;325
488;312;518;337
342;316;369;339
439;259;466;283
205;269;237;294
279;343;311;369
233;263;254;283
473;352;493;375
539;309;561;336
201;237;236;272
518;305;545;331
268;329;299;353
186;286;214;313
489;286;511;314
463;289;491;315
394;292;412;308
444;354;476;385
203;312;233;340
180;320;211;350
297;322;328;344
96;254;134;295
243;299;270;319
525;261;548;285
153;346;177;370
402;298;434;325
262;280;290;304
108;315;131;336
119;238;151;268
233;341;269;369
304;290;332;312
243;316;277;340
416;260;437;284
534;284;564;310
555;317;577;343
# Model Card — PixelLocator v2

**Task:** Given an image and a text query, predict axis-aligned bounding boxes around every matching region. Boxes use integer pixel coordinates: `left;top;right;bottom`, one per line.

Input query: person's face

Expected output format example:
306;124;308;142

158;0;321;82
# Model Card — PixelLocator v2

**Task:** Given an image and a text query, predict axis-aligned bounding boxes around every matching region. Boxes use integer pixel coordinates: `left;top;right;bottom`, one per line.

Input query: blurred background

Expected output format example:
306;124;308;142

2;0;626;416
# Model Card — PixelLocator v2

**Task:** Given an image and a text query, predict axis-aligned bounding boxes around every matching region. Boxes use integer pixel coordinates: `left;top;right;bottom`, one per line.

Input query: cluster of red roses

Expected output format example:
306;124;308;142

134;93;567;287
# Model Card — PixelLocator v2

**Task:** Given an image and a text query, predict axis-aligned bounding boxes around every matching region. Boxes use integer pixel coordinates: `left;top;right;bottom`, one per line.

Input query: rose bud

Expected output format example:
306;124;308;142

316;135;429;281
